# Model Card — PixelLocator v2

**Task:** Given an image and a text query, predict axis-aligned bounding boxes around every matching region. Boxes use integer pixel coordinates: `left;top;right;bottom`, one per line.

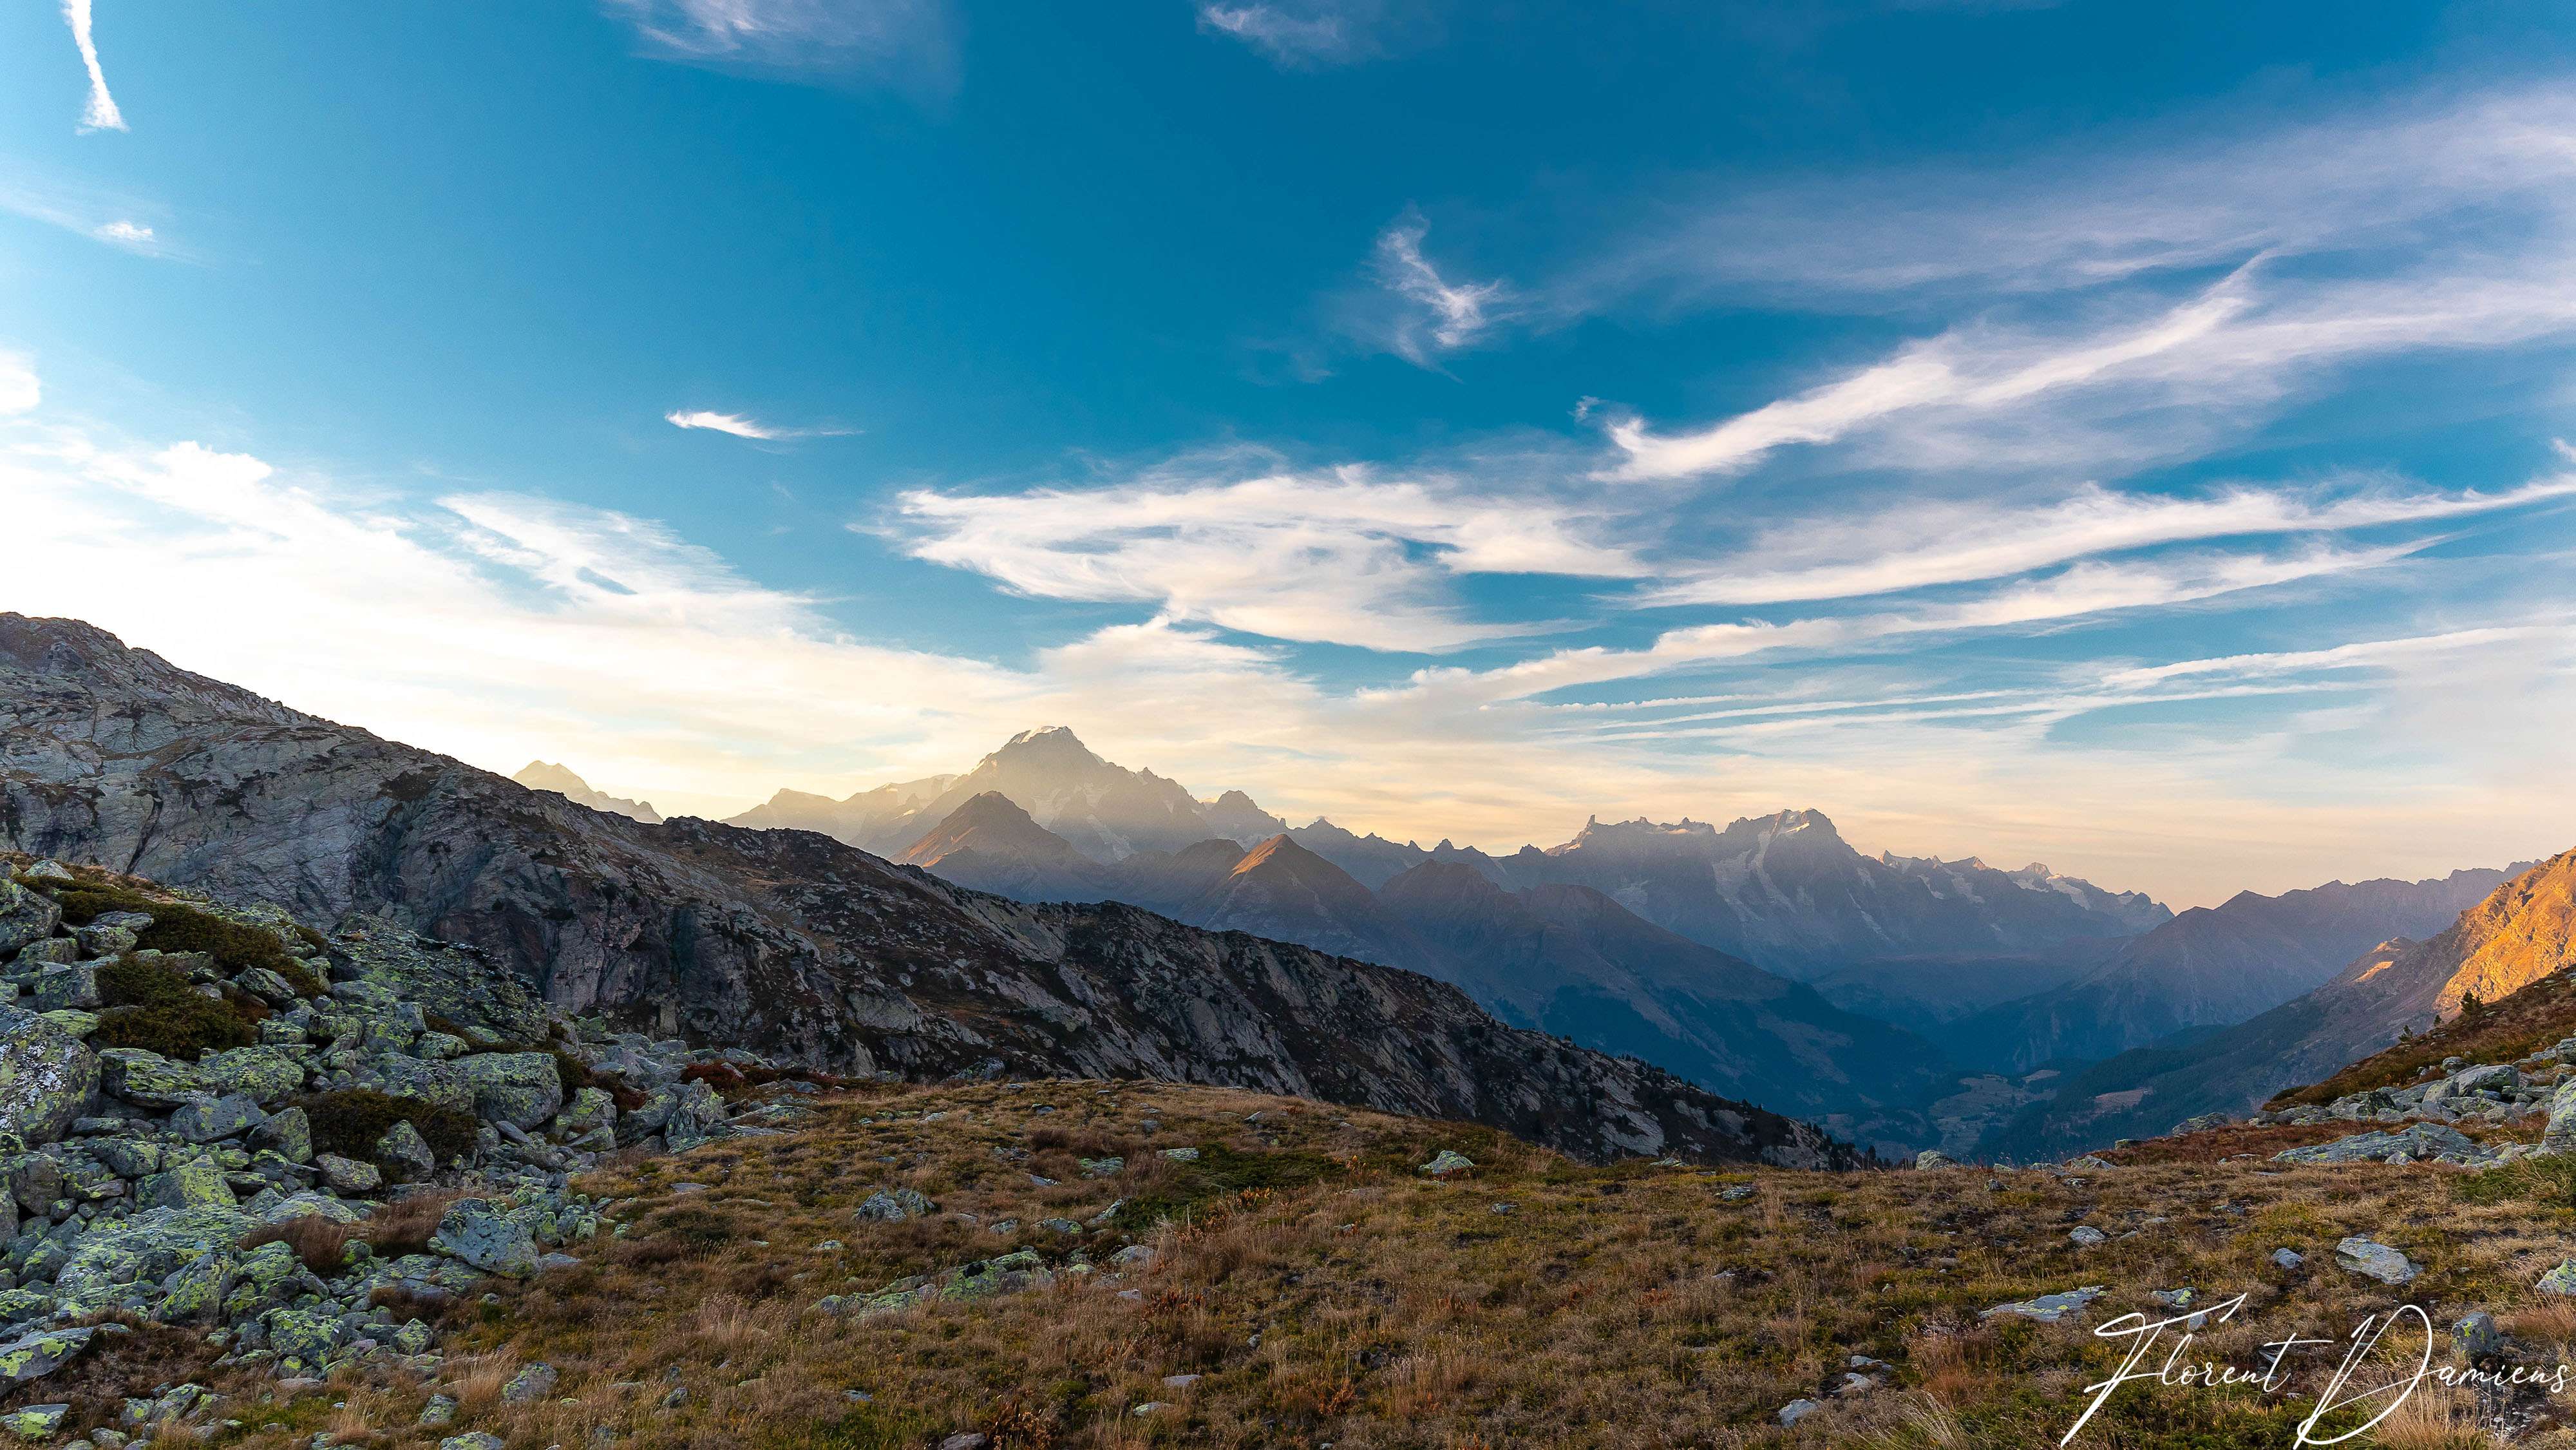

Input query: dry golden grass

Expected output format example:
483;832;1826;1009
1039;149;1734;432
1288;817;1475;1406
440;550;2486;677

39;1078;2576;1448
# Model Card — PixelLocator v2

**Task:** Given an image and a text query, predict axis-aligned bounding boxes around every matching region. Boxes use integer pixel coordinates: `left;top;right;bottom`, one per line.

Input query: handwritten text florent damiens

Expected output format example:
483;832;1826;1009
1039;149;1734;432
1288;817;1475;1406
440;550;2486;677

2061;1293;2571;1446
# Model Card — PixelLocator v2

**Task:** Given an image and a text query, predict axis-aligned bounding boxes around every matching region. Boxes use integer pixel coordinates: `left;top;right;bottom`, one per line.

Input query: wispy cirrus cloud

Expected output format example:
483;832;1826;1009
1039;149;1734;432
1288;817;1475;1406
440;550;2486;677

1368;209;1509;367
0;167;184;258
62;0;126;133
893;459;1638;651
1605;254;2576;481
1570;86;2576;309
1197;1;1402;66
664;408;853;441
1653;475;2576;606
603;0;955;92
8;358;2568;906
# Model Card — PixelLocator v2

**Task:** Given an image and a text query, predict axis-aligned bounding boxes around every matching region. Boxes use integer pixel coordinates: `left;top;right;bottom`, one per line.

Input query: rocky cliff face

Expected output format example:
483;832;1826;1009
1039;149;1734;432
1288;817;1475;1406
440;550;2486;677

0;615;1853;1168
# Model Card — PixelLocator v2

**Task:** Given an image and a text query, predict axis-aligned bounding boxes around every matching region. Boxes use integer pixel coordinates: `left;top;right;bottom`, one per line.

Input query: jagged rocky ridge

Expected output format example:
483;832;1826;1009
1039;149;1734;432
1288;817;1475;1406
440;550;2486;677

0;615;1856;1171
0;854;809;1404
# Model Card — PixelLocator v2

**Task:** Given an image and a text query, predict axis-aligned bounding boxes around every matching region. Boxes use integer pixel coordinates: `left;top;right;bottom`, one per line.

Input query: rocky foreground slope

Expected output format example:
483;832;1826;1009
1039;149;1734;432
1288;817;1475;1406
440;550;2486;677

0;852;835;1433
0;615;1852;1171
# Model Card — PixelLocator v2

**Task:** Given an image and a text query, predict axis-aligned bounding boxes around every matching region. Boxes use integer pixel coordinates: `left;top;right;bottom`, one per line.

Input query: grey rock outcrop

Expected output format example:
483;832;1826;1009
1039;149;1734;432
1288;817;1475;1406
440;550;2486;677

0;1008;95;1149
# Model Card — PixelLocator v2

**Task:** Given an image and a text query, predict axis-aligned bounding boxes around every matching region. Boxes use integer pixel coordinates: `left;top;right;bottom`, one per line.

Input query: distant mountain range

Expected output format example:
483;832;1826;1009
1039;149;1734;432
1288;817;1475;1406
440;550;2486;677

1945;866;2528;1071
504;723;2560;1162
904;790;1967;1152
728;726;2170;975
1978;847;2576;1160
0;613;1859;1169
512;759;661;823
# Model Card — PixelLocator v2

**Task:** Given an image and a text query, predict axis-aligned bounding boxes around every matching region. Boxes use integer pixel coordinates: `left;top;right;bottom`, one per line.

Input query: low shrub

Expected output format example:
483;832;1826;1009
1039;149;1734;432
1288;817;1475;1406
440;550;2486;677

240;1215;361;1275
42;878;328;997
95;954;198;1008
551;1047;596;1092
300;1088;478;1164
91;997;258;1056
240;1190;465;1273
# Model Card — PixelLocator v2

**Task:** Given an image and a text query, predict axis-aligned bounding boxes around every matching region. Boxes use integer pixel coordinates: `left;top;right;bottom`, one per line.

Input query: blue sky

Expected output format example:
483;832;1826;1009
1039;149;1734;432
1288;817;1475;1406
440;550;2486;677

5;1;2575;905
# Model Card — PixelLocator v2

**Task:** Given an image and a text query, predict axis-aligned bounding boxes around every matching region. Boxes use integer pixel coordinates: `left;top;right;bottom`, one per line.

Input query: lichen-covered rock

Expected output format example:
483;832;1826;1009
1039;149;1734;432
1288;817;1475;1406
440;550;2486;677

170;1092;267;1143
551;1086;615;1141
229;967;301;1007
0;1007;97;1150
220;1239;310;1321
250;1107;312;1164
50;1204;255;1315
2537;1259;2576;1296
0;1323;102;1384
334;917;554;1047
942;1249;1054;1301
0;879;61;958
1;1404;67;1440
263;1306;345;1373
372;1056;472;1116
317;1154;382;1194
29;962;101;1012
1417;1150;1473;1178
153;1247;234;1323
98;1048;203;1109
431;1197;539;1278
2335;1236;2421;1285
659;1079;728;1152
1982;1286;2105;1323
3;1154;63;1217
138;1159;238;1211
2275;1121;2495;1167
88;1134;164;1179
375;1118;437;1181
11;939;78;968
198;1047;306;1107
501;1362;558;1402
451;1052;564;1130
855;1188;936;1223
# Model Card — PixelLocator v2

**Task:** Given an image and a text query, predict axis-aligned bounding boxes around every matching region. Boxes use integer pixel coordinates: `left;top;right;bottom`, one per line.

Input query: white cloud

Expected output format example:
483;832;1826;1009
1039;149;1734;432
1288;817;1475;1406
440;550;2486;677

664;408;851;441
895;463;1639;651
1197;1;1386;66
0;354;37;415
5;392;2568;908
666;409;781;439
63;0;126;133
1604;254;2576;481
1370;210;1508;366
1574;86;2576;309
1653;475;2576;606
2097;625;2558;691
604;0;954;90
0;169;180;258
